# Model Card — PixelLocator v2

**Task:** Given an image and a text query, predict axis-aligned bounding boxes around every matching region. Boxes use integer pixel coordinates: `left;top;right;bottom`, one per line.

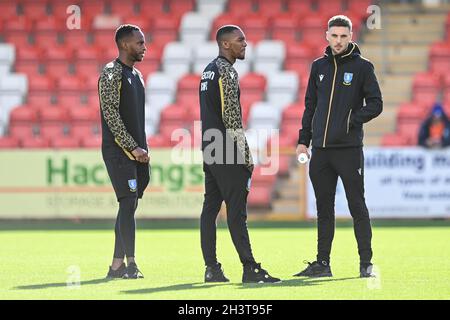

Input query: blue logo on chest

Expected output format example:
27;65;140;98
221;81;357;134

343;72;353;85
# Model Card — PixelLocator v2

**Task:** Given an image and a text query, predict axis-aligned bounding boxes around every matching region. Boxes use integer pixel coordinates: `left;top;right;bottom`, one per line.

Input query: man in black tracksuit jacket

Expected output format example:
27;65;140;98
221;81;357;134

294;16;383;278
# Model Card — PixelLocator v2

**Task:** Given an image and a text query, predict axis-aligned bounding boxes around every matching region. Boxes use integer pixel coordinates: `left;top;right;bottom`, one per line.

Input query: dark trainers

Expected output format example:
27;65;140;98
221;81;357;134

204;263;229;283
124;262;144;279
293;260;333;277
360;263;376;278
106;263;127;279
242;263;281;283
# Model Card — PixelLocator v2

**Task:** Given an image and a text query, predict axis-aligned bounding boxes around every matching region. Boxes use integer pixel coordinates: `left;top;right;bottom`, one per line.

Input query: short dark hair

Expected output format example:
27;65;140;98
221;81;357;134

115;24;141;44
215;25;241;43
328;15;352;31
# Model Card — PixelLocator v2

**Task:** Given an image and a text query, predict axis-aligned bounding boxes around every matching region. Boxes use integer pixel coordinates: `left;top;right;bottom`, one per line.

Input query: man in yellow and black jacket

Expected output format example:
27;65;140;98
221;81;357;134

199;25;280;284
295;15;382;278
99;24;149;280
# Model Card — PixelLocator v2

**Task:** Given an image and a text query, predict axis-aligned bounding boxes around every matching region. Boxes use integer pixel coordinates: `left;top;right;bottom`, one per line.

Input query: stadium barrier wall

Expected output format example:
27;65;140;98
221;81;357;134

1;147;449;219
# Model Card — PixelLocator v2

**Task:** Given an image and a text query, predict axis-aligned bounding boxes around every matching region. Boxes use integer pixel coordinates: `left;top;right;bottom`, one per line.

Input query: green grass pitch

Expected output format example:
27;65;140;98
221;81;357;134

1;220;449;300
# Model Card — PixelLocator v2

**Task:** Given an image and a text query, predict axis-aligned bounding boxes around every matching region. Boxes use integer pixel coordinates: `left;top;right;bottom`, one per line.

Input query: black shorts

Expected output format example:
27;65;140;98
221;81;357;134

104;153;150;201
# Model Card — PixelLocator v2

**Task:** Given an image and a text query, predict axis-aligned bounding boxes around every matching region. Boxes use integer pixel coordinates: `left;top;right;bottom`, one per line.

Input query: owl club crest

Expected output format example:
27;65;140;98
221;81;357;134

128;179;137;192
343;72;353;85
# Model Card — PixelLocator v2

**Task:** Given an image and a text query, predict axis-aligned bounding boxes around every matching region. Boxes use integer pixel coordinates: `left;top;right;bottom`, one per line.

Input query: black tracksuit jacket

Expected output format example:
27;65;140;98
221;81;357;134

298;42;383;148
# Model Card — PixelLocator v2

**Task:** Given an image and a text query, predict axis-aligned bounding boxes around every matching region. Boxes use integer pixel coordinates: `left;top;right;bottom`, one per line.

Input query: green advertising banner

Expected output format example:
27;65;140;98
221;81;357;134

0;149;204;218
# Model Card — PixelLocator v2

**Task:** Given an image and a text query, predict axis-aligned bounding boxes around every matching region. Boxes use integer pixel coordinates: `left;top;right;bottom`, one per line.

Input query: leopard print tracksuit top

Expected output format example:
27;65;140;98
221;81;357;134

199;56;254;171
98;58;147;160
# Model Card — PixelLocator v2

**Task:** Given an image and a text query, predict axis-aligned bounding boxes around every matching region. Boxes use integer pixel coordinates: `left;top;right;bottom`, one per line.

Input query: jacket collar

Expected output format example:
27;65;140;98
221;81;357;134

324;42;361;63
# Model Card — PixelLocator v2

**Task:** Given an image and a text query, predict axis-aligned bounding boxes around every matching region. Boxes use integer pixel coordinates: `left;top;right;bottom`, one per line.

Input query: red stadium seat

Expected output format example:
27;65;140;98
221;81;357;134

39;105;69;122
80;134;102;148
151;15;180;46
4;33;32;47
69;107;98;122
57;76;83;92
44;62;71;79
44;46;74;61
70;122;101;138
255;0;283;17
177;73;200;105
9;106;40;123
160;104;189;123
429;42;450;77
396;102;428;124
21;1;50;19
139;0;166;17
34;17;64;32
316;0;344;17
227;0;255;14
62;30;91;49
15;46;43;62
147;134;172;148
300;15;329;43
270;13;301;43
3;16;33;32
27;92;57;108
20;136;50;148
286;0;312;13
242;14;269;43
9;123;39;140
240;73;267;103
28;75;56;92
109;0;139;18
39;123;69;138
0;136;20;148
0;2;17;20
381;133;410;146
57;94;86;108
167;0;194;16
412;72;440;103
247;185;273;207
282;103;304;125
74;47;101;61
74;61;102;78
50;136;81;148
14;62;42;78
397;122;421;145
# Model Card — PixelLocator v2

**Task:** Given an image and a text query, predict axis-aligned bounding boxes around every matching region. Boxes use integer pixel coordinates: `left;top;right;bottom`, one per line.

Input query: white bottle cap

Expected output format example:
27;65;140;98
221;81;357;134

298;153;308;164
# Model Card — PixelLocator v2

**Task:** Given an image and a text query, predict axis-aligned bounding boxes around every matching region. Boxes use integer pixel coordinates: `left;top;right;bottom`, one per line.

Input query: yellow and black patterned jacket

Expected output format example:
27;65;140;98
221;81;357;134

199;56;253;172
98;58;147;160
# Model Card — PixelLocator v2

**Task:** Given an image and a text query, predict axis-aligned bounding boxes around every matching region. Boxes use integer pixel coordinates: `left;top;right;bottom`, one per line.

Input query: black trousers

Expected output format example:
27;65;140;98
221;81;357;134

309;147;373;264
200;163;256;267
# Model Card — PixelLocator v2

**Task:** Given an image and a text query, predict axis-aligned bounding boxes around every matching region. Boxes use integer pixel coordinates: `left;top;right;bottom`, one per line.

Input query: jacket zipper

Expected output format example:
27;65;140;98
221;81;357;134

347;109;352;134
322;57;338;147
311;112;316;132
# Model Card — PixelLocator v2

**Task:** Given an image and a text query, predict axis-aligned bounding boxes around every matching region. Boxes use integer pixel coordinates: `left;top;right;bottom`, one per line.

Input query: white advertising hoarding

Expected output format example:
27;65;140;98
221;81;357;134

307;147;450;218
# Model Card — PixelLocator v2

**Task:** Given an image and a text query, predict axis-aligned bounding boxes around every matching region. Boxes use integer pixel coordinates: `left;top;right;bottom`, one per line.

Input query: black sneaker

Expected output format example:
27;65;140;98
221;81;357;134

242;263;281;284
204;263;229;283
360;263;376;278
293;260;333;277
106;263;127;279
124;262;144;279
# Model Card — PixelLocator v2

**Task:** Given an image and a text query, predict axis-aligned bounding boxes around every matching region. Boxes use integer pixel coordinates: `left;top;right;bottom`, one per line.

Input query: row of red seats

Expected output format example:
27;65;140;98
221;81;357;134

2;18;182;50
0;0;194;22
210;11;365;44
0;134;102;149
225;0;372;17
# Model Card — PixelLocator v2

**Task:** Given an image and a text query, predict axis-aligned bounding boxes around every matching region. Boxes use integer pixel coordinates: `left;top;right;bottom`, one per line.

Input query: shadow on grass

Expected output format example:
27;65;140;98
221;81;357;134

122;282;231;295
237;276;361;289
14;278;114;290
121;276;360;295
